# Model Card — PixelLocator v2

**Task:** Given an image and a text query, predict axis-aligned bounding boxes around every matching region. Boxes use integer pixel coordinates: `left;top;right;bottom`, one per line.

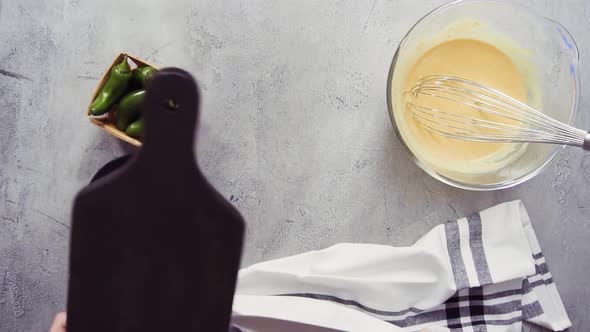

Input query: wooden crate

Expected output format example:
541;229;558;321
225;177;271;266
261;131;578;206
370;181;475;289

86;53;158;147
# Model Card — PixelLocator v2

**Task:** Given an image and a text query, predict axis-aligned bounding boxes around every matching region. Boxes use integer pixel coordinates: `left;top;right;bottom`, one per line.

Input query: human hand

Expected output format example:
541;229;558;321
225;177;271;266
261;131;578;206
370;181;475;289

49;312;66;332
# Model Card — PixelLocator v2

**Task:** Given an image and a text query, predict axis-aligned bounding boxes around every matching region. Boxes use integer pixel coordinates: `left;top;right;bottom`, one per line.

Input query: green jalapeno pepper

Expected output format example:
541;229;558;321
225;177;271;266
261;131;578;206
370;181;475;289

115;90;145;131
131;66;157;89
89;56;132;116
125;117;144;138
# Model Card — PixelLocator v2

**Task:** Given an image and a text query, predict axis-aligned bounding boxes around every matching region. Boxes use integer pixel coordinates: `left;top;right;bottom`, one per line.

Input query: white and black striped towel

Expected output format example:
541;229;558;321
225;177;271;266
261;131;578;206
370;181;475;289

231;201;571;332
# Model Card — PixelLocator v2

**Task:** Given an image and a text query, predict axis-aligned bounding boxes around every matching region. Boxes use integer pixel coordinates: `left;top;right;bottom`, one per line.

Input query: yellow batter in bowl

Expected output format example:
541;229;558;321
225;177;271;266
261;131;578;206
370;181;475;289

403;38;527;163
387;1;580;190
389;17;539;183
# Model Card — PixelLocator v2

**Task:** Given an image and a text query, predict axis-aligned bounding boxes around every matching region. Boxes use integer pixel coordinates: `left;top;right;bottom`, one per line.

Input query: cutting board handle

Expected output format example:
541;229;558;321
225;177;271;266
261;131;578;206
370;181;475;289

139;68;200;165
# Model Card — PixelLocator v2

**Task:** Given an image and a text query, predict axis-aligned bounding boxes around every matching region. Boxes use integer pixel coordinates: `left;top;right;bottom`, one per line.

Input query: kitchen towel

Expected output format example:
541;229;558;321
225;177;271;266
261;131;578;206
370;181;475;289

231;200;571;332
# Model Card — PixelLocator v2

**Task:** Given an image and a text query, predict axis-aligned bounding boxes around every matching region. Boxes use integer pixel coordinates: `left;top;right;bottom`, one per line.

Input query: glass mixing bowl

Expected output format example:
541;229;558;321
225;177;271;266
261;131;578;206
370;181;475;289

387;0;580;190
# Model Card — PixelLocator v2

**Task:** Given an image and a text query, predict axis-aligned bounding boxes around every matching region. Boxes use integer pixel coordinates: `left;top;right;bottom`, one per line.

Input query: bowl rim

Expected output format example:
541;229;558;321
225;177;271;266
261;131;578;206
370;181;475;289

386;0;581;191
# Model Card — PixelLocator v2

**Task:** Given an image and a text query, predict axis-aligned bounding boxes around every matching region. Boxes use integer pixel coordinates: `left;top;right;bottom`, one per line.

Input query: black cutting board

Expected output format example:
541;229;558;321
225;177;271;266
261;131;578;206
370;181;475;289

67;68;244;331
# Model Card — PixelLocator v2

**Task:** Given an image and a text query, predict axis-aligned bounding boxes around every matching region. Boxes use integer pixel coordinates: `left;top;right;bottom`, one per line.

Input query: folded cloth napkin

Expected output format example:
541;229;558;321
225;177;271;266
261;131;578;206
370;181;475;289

231;201;571;332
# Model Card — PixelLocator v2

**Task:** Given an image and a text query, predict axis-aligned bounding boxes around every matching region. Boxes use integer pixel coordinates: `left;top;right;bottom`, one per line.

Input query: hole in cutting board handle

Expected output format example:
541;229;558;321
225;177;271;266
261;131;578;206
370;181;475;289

167;99;180;111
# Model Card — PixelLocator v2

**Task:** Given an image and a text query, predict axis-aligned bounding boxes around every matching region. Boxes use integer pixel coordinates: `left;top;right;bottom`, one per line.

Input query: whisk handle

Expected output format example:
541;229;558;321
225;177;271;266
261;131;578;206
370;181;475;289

584;133;590;150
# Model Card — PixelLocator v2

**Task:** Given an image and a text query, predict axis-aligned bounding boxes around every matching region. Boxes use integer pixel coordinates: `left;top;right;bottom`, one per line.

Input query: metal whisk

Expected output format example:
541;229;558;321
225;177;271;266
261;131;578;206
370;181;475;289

406;75;590;150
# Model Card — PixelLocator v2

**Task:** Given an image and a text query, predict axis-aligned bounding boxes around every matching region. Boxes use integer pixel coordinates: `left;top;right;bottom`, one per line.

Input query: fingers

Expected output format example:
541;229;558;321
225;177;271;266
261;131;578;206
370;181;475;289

49;312;67;332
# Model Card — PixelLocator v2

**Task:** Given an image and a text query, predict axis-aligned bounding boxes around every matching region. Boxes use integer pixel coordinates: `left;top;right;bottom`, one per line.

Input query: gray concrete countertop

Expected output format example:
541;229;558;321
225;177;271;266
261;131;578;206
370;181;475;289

1;0;589;330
